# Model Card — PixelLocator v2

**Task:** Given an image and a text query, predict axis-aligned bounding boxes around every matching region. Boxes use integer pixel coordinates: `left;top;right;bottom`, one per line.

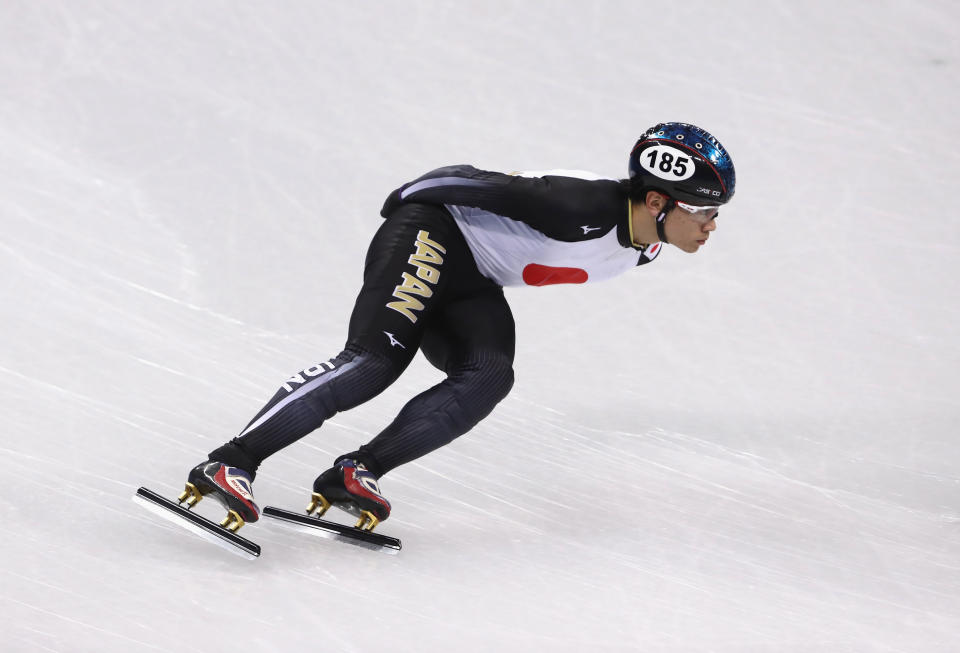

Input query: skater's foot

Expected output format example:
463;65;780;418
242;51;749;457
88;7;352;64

309;459;391;531
179;461;260;531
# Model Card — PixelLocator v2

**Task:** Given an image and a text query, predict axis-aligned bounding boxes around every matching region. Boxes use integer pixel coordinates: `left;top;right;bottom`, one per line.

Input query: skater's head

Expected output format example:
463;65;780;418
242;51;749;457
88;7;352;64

626;121;735;253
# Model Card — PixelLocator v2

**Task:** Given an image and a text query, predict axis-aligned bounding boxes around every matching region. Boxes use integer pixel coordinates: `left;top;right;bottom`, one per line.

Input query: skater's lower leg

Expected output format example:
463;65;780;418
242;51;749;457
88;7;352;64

205;345;403;473
359;351;515;476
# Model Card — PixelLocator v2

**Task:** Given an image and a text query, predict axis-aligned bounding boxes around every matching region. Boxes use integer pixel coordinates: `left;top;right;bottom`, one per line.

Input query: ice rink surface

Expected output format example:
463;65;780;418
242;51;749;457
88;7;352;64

1;2;958;651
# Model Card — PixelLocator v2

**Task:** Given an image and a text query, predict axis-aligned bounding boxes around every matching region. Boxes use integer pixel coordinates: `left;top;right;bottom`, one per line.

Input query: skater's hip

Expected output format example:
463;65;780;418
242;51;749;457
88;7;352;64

374;203;498;296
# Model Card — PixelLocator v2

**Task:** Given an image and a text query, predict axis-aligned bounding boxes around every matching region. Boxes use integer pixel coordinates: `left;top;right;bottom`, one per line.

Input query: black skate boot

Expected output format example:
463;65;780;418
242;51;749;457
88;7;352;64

307;459;391;531
178;461;261;532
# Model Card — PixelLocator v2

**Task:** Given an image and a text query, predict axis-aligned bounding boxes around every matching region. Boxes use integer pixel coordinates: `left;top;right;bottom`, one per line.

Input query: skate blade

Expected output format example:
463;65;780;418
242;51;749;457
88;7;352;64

133;487;260;559
263;506;400;554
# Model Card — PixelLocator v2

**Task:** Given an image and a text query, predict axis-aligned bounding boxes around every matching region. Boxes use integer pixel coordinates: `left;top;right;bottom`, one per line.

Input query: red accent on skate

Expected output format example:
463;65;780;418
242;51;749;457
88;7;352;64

213;466;260;520
521;264;589;286
342;468;391;517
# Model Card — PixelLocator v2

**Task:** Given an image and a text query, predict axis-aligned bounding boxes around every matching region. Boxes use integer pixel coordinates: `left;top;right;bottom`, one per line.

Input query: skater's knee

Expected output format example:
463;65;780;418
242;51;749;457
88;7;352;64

452;351;515;411
482;352;515;403
329;347;404;410
343;344;403;379
271;347;400;415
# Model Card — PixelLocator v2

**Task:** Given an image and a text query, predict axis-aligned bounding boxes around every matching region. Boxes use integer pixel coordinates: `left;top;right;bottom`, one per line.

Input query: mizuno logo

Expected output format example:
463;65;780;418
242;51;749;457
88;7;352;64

581;225;602;234
384;332;405;349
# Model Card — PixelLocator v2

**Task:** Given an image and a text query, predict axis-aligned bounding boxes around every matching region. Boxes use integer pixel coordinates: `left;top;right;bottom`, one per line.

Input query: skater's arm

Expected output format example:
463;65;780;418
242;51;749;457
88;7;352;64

381;165;630;242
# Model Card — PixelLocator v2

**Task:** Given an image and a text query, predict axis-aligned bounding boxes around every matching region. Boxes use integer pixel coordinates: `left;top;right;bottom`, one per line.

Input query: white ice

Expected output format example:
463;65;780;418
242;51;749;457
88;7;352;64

1;2;958;652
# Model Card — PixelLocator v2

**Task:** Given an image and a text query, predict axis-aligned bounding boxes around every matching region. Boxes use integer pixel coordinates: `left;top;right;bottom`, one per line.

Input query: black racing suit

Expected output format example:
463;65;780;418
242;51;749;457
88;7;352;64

210;166;654;478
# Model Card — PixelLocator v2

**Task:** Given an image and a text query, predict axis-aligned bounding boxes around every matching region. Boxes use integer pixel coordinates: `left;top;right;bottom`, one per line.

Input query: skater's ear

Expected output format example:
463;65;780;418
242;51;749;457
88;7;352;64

643;190;670;216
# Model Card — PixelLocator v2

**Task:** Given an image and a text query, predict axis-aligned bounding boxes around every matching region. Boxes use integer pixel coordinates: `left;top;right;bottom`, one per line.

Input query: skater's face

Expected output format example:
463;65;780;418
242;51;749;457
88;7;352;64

665;202;718;253
646;192;719;254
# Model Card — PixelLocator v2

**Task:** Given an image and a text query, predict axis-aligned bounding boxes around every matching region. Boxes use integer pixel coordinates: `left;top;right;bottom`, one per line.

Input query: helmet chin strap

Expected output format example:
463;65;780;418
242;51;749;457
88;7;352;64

655;198;675;244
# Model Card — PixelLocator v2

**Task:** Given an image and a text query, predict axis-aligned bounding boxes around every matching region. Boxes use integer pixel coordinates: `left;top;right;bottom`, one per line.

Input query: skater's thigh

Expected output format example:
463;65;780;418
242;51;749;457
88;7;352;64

345;204;465;365
420;288;516;373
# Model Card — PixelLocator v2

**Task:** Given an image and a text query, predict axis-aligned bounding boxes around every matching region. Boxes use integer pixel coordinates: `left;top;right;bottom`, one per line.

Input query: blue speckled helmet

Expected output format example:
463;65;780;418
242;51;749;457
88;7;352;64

629;122;736;205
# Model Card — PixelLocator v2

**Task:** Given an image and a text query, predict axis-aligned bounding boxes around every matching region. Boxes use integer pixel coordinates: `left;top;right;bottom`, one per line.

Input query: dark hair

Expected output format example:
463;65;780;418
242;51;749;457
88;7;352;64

620;178;656;202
